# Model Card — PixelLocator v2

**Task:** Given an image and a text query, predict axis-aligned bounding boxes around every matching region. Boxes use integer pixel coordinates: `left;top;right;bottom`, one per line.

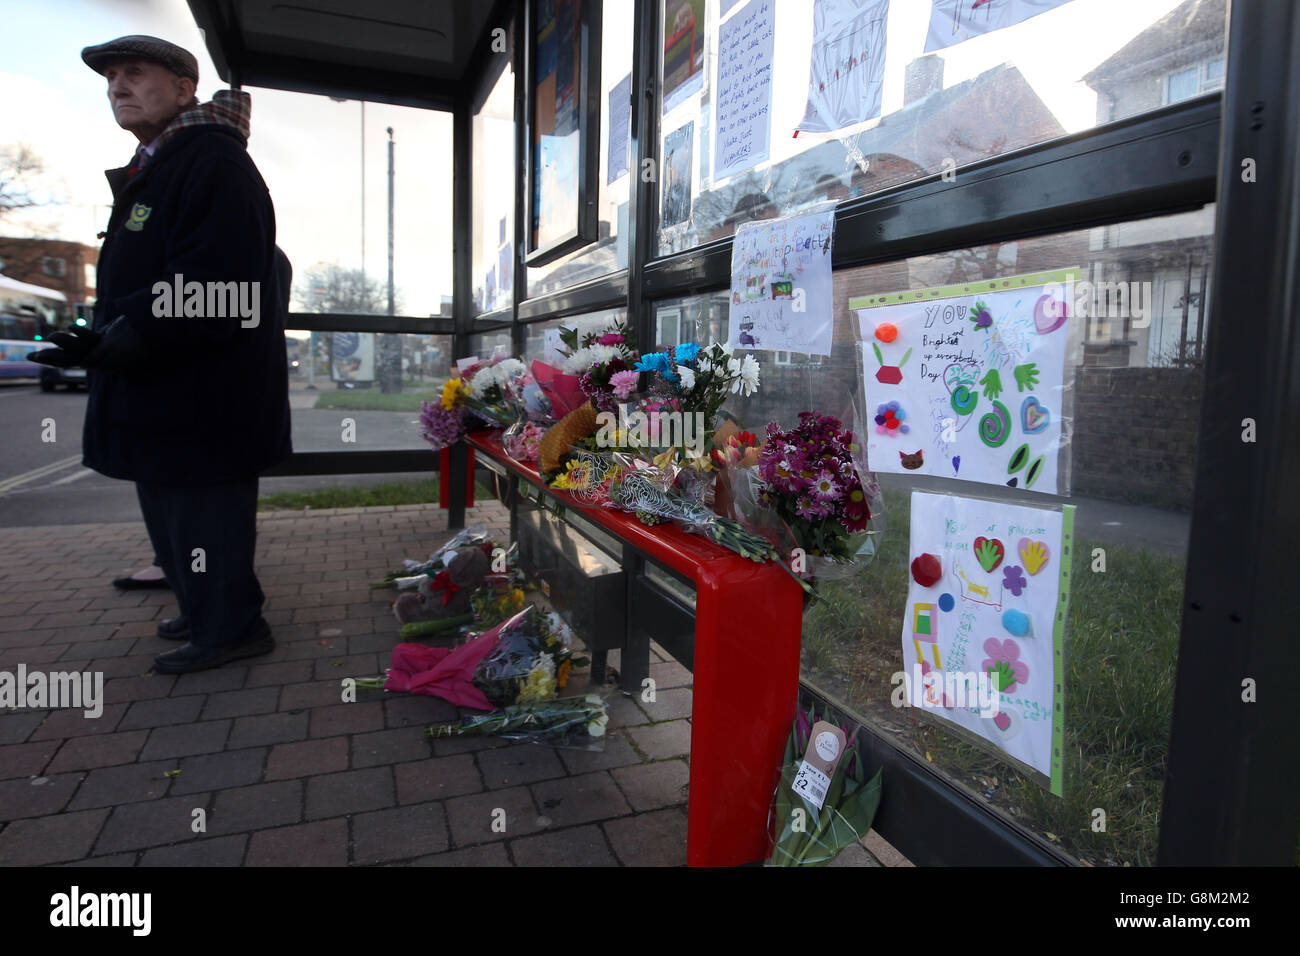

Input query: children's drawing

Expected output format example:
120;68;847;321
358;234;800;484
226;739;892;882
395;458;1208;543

728;208;835;354
1020;396;1049;434
872;342;912;385
901;492;1074;793
973;536;1004;572
1018;538;1050;575
853;268;1076;493
912;603;940;667
874;401;910;436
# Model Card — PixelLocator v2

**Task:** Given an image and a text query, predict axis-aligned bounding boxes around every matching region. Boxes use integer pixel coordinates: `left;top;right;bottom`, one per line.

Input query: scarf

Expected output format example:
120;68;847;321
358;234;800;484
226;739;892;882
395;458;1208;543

146;88;252;160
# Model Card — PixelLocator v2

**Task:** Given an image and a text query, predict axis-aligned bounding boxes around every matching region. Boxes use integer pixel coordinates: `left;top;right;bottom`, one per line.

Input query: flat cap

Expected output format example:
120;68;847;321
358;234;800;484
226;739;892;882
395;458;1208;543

81;35;199;84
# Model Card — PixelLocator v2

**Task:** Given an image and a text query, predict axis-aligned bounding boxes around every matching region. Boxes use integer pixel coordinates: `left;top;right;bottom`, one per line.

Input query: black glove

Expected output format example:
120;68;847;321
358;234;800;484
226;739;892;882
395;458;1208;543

29;325;103;368
84;316;147;373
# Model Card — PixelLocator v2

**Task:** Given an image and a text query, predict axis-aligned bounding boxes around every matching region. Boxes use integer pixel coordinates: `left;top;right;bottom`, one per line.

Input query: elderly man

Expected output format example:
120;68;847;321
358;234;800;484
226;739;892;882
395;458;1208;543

33;36;292;674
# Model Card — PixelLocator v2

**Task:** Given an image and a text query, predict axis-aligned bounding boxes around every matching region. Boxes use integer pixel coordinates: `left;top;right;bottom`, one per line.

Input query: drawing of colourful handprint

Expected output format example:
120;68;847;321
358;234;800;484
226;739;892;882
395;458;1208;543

1018;538;1050;575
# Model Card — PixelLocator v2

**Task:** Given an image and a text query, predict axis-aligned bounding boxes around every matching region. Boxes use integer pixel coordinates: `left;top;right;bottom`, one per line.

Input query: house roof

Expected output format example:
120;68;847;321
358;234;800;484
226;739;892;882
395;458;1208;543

1083;0;1226;90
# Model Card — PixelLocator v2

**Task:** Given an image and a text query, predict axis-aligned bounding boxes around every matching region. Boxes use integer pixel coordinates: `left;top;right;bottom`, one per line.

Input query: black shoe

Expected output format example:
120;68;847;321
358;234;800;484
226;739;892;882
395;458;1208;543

113;574;171;591
157;616;190;640
152;619;275;674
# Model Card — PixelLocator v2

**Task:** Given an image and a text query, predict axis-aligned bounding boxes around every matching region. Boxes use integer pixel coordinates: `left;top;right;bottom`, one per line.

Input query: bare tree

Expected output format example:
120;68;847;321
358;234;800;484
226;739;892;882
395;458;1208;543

0;145;50;222
293;263;398;314
292;262;405;393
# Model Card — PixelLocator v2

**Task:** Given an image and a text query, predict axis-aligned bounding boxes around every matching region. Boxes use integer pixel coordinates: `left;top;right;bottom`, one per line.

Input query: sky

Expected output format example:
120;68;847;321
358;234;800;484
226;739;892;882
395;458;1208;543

2;0;1199;328
0;0;455;325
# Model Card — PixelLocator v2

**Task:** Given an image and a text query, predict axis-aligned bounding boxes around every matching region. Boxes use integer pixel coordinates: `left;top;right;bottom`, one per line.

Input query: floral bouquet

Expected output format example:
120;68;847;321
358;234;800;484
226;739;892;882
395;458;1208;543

768;702;883;866
453;356;529;428
471;605;589;709
418;385;469;453
556;320;640;413
372;526;495;590
632;342;761;468
604;454;799;574
709;418;764;523
756;411;879;580
426;694;610;751
503;419;547;463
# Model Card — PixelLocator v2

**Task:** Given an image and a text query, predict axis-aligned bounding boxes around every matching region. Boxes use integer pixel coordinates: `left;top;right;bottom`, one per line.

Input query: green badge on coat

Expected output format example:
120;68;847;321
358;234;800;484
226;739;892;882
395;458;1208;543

123;203;153;232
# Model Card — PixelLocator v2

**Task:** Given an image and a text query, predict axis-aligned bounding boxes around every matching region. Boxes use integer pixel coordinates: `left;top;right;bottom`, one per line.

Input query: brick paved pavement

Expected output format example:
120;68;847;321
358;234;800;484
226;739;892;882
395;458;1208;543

0;501;896;867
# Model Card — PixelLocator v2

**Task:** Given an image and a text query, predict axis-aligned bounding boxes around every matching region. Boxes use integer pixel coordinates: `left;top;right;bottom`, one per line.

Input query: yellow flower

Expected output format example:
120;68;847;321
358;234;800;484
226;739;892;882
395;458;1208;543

440;377;466;410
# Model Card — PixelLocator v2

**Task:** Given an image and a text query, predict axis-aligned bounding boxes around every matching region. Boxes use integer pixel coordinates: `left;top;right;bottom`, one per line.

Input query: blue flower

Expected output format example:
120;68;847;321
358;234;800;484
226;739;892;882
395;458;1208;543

673;342;700;365
634;351;678;383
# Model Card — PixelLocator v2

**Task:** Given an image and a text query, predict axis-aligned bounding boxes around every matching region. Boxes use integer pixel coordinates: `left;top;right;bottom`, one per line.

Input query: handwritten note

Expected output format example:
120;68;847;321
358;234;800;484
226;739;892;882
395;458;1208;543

728;207;835;355
607;73;631;184
925;0;1073;52
796;0;890;134
714;0;774;181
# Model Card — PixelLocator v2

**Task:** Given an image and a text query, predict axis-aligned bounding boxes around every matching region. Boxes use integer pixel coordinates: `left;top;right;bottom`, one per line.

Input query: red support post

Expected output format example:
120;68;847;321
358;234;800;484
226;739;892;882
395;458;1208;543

465;431;802;865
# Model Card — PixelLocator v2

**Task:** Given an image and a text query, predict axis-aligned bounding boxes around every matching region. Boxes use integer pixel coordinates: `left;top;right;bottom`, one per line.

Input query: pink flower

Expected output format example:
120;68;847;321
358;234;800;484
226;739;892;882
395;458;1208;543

610;370;639;399
598;332;625;346
981;638;1029;693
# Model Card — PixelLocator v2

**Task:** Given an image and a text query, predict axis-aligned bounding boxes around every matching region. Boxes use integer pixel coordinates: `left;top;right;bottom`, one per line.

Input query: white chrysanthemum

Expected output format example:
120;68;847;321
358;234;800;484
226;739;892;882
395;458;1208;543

677;366;696;390
696;353;712;374
496;358;525;381
563;344;621;375
737;354;760;396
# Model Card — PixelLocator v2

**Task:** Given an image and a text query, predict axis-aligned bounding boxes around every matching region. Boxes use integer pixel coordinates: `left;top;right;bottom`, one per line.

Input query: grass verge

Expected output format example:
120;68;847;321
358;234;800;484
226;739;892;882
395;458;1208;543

258;479;496;511
312;388;441;412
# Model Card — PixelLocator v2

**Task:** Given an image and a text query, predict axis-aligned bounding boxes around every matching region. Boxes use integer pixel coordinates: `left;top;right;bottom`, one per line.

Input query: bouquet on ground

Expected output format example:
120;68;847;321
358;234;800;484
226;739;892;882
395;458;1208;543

472;605;588;708
355;606;586;712
372;526;496;590
756;411;880;580
426;694;609;750
768;702;883;866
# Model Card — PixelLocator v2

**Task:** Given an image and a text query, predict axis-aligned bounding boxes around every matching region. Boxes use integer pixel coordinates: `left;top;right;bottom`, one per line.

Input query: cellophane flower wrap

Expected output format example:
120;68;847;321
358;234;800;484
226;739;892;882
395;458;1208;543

456;356;528;428
471;605;589;709
503;420;547;463
373;526;494;590
632;342;761;472
426;694;610;751
768;702;883;867
756;412;879;578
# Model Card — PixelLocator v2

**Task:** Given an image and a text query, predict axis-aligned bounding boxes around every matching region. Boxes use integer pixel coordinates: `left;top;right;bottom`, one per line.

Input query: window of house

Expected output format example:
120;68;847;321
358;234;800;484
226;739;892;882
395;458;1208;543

42;257;66;278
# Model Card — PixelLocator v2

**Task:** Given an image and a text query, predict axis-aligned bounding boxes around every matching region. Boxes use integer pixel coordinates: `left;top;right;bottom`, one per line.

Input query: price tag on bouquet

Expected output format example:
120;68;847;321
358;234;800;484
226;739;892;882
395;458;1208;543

791;721;846;812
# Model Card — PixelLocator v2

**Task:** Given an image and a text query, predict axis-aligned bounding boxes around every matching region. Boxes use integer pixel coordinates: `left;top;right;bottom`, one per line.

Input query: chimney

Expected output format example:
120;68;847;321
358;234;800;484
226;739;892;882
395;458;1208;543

904;54;944;106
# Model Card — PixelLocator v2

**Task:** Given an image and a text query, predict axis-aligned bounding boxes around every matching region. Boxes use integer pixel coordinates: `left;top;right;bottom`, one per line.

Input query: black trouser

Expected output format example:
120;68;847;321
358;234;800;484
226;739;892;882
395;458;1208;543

136;477;264;648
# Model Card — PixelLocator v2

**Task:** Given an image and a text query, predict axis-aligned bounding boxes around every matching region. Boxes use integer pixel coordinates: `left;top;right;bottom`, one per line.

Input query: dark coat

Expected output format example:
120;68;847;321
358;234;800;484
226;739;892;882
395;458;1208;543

83;123;292;485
